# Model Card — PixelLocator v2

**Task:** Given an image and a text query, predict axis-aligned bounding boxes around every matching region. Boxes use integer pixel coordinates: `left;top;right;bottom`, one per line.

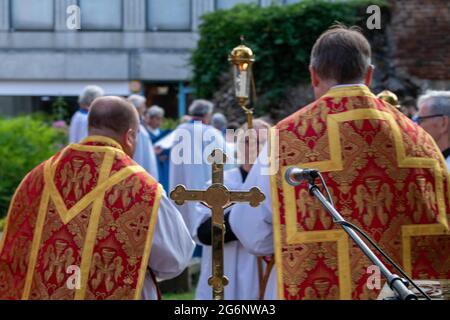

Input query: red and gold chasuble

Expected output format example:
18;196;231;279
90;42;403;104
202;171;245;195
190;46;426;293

270;85;450;300
0;136;162;300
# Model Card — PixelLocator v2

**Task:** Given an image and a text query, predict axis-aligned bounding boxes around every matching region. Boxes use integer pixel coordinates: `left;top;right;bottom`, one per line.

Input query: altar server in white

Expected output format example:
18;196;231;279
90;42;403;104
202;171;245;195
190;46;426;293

194;119;271;300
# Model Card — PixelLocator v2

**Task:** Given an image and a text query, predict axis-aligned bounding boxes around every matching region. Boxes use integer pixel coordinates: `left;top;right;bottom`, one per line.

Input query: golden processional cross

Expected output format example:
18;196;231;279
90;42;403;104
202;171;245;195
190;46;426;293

170;149;265;300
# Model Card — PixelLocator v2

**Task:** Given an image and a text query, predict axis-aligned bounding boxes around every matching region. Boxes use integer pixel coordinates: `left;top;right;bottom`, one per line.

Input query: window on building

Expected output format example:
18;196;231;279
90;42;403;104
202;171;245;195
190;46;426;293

216;0;259;10
284;0;301;4
79;0;122;30
147;0;191;31
11;0;54;30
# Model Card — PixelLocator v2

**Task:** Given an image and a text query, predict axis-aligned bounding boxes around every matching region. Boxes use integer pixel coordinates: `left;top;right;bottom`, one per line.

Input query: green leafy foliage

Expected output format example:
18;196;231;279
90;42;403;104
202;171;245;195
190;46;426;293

161;117;180;131
0;116;66;218
191;0;387;112
51;96;70;122
0;216;5;232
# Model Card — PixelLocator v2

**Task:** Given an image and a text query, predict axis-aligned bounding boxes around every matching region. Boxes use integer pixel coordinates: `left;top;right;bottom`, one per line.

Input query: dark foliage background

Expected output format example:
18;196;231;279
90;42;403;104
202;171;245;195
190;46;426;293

191;0;388;118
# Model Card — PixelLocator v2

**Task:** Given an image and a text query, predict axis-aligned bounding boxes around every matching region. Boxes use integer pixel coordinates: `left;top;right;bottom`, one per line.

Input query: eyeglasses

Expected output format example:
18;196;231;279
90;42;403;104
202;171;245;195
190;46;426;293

412;114;444;125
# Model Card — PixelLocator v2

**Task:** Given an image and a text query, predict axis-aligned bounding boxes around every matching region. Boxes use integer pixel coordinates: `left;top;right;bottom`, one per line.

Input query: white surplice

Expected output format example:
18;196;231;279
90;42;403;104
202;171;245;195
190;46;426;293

141;190;195;300
68;110;89;144
169;121;226;236
133;124;159;180
228;144;277;300
194;167;260;300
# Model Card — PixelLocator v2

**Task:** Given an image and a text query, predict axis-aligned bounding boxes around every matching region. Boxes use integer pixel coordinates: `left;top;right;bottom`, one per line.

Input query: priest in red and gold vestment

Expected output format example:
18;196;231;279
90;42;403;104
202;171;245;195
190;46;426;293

0;97;194;300
229;25;450;300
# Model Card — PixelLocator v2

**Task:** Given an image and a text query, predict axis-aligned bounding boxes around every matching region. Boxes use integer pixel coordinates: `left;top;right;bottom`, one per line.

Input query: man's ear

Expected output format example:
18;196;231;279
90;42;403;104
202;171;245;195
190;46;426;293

309;66;320;88
364;65;374;87
441;116;450;134
122;129;132;148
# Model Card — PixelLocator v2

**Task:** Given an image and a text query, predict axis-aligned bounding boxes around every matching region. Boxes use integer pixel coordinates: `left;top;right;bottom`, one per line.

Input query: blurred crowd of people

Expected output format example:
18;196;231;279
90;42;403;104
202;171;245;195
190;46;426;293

67;86;261;194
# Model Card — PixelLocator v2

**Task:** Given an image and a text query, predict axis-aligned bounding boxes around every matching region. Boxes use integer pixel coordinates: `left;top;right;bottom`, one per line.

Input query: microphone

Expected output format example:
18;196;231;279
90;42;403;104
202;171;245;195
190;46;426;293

285;167;319;186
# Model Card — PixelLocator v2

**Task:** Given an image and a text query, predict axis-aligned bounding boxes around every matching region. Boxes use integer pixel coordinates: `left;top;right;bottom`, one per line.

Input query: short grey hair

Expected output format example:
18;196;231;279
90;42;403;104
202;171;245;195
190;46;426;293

417;90;450;116
188;99;214;117
212;113;227;130
127;94;147;109
78;85;105;106
146;105;165;118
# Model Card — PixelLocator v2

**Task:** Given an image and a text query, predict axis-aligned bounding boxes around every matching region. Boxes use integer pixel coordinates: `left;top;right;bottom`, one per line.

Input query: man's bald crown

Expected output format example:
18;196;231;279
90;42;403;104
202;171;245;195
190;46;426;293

88;96;139;135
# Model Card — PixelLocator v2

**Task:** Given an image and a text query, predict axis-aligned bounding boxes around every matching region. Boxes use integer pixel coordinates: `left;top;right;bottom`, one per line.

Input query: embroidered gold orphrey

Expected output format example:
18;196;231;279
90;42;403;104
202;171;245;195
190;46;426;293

270;85;450;300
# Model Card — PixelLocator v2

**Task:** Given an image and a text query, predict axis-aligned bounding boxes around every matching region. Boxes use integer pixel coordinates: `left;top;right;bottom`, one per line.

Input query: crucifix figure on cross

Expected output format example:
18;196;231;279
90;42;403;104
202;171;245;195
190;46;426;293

170;149;265;300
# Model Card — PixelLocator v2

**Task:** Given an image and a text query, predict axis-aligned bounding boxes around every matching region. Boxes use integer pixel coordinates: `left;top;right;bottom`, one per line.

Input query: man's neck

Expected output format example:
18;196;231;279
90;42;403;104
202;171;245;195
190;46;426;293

316;82;366;99
87;130;122;146
191;117;205;124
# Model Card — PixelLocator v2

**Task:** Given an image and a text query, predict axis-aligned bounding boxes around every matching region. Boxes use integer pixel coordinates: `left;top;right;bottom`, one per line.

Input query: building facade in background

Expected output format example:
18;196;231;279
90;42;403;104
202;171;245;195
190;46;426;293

0;0;299;118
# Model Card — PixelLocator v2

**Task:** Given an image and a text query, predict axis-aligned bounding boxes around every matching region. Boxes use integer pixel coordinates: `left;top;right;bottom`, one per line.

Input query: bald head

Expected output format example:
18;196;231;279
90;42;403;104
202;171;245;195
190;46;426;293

88;96;140;155
89;96;139;135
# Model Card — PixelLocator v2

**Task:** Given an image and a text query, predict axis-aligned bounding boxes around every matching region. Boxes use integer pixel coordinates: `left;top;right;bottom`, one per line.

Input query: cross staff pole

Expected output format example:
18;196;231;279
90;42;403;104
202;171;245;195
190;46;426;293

170;149;265;300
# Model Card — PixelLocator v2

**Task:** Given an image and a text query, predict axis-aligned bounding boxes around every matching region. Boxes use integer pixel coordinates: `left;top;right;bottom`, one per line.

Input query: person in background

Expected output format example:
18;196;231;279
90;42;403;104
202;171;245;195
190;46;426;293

180;115;192;124
127;95;159;180
169;99;225;243
194;119;271;300
415;90;450;169
229;25;450;300
144;105;169;143
211;113;228;136
68;85;104;143
144;105;171;192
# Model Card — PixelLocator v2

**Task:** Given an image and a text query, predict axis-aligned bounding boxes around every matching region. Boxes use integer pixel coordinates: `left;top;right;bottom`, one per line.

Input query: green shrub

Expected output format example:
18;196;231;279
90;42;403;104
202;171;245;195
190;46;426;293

161;117;180;131
191;0;388;113
0;216;5;232
0;116;66;218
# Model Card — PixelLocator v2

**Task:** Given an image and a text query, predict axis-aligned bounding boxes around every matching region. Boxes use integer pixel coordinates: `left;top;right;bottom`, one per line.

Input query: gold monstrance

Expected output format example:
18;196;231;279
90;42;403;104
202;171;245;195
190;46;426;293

229;37;256;129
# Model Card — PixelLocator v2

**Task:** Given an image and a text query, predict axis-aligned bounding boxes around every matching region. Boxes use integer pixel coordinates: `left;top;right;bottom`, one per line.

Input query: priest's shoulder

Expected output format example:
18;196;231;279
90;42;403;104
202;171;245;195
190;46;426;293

127;157;159;186
21;150;64;188
14;160;47;195
276;99;320;129
18;148;65;187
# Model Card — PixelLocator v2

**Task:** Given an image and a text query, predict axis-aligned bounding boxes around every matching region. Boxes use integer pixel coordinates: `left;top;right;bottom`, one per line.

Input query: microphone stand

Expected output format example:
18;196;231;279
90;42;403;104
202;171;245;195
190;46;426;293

306;177;417;300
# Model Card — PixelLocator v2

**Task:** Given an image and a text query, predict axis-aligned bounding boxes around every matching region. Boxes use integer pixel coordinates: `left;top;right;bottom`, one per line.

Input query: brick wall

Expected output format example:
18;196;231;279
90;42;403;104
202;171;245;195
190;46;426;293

389;0;450;80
